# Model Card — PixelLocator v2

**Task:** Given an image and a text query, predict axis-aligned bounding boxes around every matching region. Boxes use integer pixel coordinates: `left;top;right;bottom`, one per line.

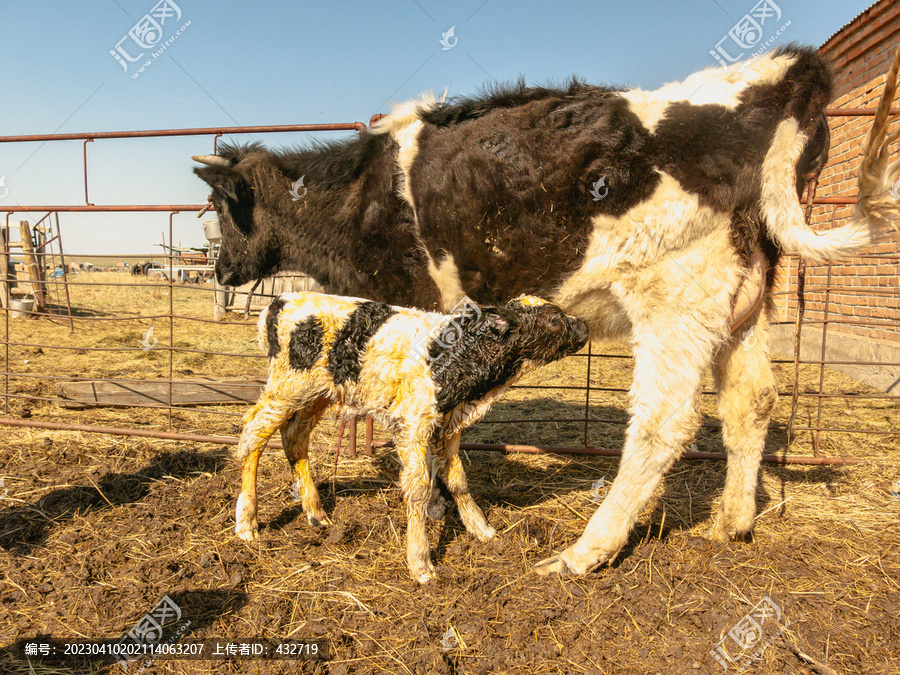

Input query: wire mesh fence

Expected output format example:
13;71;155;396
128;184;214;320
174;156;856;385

0;116;897;465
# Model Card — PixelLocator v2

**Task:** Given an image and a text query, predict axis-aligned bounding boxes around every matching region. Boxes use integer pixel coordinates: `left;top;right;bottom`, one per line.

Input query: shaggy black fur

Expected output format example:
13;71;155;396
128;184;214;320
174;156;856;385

265;297;288;359
288;316;324;371
327;302;398;386
421;79;621;127
431;301;589;414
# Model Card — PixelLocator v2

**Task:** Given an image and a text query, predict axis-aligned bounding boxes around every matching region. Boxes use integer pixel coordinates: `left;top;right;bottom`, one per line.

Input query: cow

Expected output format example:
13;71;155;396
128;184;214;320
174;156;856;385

194;45;900;576
234;292;589;582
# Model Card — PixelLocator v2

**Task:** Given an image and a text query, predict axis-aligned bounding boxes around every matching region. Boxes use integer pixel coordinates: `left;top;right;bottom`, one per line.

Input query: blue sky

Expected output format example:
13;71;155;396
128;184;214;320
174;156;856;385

0;0;877;256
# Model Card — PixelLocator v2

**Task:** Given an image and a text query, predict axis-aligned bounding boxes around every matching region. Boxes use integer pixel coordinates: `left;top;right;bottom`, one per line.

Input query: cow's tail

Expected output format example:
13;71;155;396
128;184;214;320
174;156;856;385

762;45;900;262
851;44;900;242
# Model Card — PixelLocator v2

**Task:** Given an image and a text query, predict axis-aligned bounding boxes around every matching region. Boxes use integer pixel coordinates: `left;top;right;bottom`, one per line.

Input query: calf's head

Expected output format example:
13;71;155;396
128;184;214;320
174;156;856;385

503;296;590;363
193;148;284;287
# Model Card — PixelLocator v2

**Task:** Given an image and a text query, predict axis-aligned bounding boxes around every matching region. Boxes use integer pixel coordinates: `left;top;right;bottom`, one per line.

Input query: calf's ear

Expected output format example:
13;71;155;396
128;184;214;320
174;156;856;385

481;308;515;336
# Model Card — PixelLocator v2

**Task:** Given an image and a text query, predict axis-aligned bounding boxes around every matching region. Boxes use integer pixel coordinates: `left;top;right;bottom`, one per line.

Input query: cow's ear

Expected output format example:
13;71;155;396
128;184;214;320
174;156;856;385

193;166;245;203
213;175;242;202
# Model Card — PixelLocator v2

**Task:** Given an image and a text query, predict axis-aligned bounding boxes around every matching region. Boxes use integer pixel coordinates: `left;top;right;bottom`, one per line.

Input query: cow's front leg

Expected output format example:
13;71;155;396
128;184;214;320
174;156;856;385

396;427;437;583
535;339;709;574
235;395;293;542
538;254;736;575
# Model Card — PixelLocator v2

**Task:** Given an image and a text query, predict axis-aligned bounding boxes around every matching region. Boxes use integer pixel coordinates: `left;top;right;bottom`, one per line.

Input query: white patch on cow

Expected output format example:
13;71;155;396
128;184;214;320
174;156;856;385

761;118;873;261
622;51;796;133
426;252;466;310
370;92;441;136
392;118;425;208
542;226;742;575
371;92;445;210
553;171;730;337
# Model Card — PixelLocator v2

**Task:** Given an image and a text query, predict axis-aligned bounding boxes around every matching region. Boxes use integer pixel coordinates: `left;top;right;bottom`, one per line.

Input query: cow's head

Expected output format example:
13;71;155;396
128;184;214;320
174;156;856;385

194;148;282;287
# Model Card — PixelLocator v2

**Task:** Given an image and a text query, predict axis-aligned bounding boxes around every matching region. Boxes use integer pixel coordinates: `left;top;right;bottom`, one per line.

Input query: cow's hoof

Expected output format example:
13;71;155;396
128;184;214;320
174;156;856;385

707;523;751;543
707;524;731;543
533;553;575;576
707;514;753;543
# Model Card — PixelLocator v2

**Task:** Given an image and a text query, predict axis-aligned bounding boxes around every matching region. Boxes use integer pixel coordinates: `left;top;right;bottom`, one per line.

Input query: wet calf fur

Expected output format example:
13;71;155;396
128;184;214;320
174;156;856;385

234;292;589;582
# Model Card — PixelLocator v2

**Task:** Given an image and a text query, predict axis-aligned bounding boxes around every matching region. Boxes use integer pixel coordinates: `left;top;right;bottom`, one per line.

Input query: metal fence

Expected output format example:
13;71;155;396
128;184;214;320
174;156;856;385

1;115;896;468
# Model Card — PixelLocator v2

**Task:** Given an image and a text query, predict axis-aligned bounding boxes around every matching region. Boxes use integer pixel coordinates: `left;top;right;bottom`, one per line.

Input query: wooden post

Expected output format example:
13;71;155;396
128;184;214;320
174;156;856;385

19;221;46;311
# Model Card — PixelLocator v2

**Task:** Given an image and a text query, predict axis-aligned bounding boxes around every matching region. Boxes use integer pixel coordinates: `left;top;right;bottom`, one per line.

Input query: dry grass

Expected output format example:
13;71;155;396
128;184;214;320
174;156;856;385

0;272;898;674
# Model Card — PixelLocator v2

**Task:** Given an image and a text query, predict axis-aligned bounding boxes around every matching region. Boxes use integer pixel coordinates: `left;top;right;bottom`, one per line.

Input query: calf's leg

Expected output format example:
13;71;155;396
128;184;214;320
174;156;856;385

710;308;777;541
235;393;295;541
281;399;330;527
436;432;496;541
396;424;438;583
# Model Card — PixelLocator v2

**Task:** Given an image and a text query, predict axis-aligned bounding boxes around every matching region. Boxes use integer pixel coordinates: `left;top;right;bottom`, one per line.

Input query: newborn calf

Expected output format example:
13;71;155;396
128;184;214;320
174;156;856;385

235;291;589;582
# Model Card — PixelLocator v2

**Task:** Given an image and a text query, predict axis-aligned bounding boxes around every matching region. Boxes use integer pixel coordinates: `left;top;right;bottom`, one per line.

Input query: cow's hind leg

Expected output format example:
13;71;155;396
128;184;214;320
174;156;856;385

235;393;295;541
709;310;777;542
281;399;330;528
438;432;496;541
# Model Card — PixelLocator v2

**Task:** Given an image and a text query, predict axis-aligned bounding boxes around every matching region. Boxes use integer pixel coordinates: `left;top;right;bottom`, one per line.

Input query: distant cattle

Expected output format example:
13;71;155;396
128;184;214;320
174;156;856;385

235;292;588;582
196;45;900;576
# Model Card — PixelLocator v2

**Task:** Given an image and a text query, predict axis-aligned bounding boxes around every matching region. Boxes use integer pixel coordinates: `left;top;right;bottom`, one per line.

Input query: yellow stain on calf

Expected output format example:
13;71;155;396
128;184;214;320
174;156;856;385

514;295;549;307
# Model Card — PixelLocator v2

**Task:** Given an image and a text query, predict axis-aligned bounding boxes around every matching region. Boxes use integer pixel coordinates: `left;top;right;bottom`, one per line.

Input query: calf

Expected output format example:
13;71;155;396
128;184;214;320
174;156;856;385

235;291;589;582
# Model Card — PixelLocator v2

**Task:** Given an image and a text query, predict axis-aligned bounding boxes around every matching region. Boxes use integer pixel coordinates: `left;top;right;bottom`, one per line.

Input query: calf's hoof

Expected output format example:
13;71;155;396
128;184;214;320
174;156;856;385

410;559;437;584
473;523;497;542
417;570;438;584
307;513;332;528
235;523;259;543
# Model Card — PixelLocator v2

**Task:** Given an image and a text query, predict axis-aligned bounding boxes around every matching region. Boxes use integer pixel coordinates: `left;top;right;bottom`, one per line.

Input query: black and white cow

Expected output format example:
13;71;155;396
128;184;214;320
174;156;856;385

235;292;588;582
196;45;900;576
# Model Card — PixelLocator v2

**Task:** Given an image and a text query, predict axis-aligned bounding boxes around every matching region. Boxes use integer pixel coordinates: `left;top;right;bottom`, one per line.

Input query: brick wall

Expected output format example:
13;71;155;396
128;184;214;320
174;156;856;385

773;0;900;344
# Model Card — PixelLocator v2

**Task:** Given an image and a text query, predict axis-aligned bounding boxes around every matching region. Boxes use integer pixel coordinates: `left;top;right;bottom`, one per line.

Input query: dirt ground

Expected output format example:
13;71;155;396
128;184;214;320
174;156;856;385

0;272;898;674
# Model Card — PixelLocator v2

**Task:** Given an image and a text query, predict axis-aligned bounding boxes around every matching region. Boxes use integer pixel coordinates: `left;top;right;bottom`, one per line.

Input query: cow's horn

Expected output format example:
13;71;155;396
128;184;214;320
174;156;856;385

192;154;230;167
